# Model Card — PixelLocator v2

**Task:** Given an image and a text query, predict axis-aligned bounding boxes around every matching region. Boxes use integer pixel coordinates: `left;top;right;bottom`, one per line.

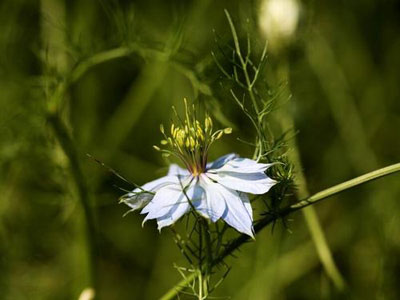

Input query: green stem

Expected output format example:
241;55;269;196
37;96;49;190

202;220;212;298
224;10;263;159
160;273;197;300
70;47;133;83
69;45;210;97
224;10;259;114
48;113;97;291
159;162;400;300
276;59;346;290
302;207;345;289
281;115;346;290
290;163;400;209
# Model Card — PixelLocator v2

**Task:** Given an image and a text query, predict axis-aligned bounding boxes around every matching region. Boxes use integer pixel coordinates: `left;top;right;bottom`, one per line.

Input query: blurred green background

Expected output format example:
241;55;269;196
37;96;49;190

1;0;400;299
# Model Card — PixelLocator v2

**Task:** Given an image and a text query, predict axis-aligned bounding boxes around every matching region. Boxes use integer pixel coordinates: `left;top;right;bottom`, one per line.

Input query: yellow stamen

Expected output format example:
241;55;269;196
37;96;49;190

224;127;232;134
215;131;224;140
155;100;233;175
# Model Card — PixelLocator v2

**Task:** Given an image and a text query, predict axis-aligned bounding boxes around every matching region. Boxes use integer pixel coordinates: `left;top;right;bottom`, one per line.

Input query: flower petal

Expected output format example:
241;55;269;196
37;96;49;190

140;175;189;214
219;187;254;237
168;164;190;176
239;192;253;221
122;175;180;211
156;201;190;231
210;157;274;174
206;153;238;170
141;184;179;217
141;177;202;225
193;174;227;222
206;171;276;194
120;192;153;211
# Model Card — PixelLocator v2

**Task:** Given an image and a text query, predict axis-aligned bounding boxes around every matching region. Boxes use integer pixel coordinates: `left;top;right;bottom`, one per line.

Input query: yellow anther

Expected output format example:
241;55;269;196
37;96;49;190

215;130;223;140
176;128;186;147
156;102;231;175
197;128;204;141
189;137;196;149
173;127;179;138
205;116;213;133
178;129;185;139
177;136;184;147
223;127;232;134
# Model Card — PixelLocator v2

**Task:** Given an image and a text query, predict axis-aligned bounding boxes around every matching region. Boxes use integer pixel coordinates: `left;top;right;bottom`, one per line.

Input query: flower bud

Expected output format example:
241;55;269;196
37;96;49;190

259;0;300;50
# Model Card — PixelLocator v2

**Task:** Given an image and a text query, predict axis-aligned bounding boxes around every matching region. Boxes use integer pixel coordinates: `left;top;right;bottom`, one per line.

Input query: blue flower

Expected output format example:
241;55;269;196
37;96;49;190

121;153;276;237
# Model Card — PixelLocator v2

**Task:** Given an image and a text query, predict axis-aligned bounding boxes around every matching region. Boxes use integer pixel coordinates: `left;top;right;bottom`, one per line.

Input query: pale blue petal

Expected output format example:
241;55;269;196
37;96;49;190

206;153;238;170
142;177;201;226
210;157;274;174
168;164;190;176
121;192;153;211
193;174;226;222
219;187;254;237
140;175;191;214
140;175;181;191
206;171;276;194
239;192;253;221
156;201;190;231
141;185;184;219
122;175;180;211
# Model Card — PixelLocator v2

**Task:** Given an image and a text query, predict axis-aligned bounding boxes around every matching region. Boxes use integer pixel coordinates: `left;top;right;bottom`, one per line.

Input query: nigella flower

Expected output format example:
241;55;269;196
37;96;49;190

121;100;277;237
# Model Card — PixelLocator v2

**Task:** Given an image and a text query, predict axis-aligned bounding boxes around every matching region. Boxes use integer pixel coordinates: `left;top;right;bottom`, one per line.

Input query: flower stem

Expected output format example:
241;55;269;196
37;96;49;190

202;220;212;298
290;163;400;210
159;162;400;300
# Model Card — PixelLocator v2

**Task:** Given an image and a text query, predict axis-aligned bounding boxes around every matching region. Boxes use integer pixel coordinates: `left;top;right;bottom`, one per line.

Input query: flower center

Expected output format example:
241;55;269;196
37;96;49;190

154;99;232;175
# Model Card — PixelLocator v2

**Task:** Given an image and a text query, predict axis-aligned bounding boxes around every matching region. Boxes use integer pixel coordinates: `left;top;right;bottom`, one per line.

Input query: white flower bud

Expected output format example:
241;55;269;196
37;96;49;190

259;0;300;49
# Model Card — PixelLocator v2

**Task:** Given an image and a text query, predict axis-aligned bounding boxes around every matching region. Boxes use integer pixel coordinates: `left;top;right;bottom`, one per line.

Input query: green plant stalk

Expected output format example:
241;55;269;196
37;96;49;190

280;111;346;290
48;113;97;291
70;45;209;95
305;34;378;171
225;10;260;113
224;10;264;159
159;162;400;300
276;59;346;290
202;220;212;299
42;0;96;293
237;208;356;298
305;34;400;294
